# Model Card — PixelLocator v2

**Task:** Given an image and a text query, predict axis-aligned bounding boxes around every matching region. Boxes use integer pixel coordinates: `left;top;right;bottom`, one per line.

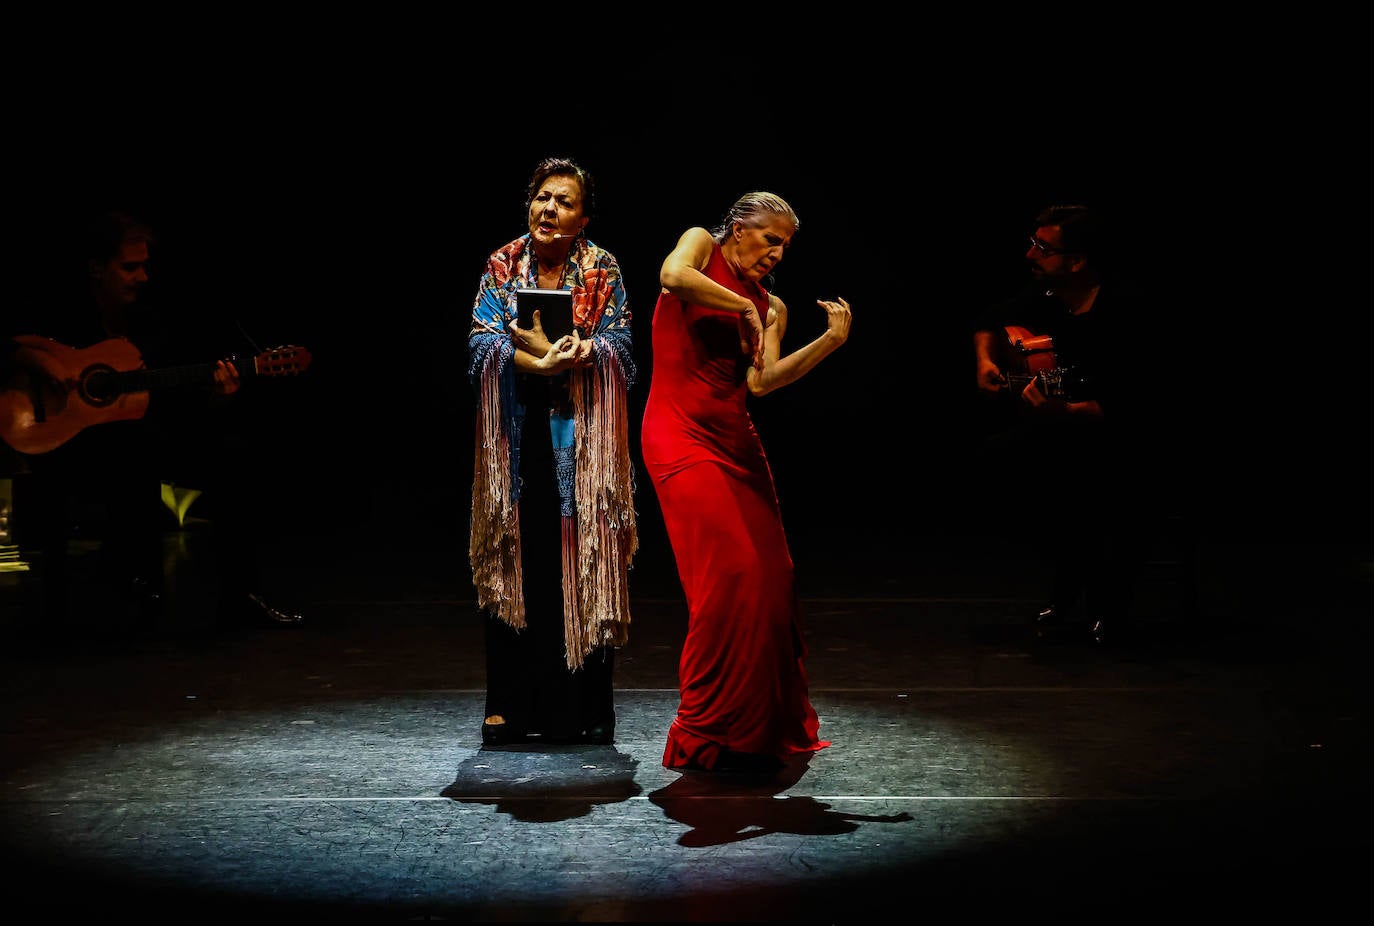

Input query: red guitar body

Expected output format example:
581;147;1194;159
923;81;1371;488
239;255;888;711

1004;325;1058;375
1000;325;1073;398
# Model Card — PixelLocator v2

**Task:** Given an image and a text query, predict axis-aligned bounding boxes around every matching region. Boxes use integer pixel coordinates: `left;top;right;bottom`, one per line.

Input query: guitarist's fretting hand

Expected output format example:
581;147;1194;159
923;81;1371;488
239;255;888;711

1019;376;1055;410
212;359;242;397
1020;376;1102;420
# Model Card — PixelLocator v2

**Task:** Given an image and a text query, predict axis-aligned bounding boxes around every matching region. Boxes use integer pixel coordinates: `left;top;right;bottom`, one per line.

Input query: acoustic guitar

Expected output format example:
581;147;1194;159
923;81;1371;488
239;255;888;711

0;335;311;455
999;325;1081;399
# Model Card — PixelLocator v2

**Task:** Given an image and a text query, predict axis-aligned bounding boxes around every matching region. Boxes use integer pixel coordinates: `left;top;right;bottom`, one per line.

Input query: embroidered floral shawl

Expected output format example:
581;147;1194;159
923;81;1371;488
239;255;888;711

467;234;637;669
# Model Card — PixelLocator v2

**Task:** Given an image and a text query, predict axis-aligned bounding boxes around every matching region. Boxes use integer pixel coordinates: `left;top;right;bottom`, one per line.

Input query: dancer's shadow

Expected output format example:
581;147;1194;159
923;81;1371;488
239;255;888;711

441;743;642;823
648;757;914;847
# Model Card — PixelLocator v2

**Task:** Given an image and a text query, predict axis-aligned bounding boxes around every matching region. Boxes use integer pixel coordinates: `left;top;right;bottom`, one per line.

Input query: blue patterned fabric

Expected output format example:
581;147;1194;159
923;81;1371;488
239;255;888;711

468;234;634;508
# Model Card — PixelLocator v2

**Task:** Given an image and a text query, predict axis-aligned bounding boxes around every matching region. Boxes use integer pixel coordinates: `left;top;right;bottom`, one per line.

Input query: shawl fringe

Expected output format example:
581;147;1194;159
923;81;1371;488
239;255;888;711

564;349;637;668
469;351;524;629
468;344;638;669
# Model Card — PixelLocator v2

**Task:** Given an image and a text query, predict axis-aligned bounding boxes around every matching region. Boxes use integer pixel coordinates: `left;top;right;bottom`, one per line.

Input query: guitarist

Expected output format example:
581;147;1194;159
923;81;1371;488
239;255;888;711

970;203;1155;645
5;209;302;638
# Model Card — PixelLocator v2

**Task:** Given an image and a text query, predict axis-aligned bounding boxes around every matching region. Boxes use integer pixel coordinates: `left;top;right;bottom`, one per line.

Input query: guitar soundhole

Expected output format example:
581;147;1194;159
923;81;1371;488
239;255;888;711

79;366;121;406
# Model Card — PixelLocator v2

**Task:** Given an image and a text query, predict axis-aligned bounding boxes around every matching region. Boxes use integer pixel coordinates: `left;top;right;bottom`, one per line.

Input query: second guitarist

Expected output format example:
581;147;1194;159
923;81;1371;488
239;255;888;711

970;203;1156;645
4;209;304;638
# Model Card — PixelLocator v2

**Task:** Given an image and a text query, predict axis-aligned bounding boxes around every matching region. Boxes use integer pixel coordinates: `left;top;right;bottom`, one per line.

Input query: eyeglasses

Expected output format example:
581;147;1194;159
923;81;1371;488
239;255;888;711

1028;236;1073;257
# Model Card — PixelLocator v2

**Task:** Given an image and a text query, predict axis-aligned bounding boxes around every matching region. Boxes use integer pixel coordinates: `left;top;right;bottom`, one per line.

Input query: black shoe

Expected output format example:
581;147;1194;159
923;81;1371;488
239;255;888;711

538;721;615;746
248;593;303;625
1036;600;1088;625
1034;604;1066;640
581;719;615;746
1089;615;1131;645
223;592;303;628
1036;602;1099;642
481;717;528;746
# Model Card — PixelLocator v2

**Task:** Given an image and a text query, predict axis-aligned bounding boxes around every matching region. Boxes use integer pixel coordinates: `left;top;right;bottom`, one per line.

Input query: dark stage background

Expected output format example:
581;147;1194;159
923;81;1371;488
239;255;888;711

11;46;1355;578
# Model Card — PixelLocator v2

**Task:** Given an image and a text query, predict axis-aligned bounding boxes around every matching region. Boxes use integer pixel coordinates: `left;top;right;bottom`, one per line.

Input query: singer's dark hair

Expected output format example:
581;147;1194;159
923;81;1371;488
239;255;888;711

526;156;596;221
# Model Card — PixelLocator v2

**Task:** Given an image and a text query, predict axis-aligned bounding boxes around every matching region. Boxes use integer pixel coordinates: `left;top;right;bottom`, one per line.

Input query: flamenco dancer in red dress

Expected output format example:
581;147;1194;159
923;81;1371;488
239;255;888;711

640;192;852;774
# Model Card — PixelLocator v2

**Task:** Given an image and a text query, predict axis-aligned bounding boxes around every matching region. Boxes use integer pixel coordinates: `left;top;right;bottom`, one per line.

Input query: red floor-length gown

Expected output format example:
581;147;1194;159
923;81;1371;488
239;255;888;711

640;242;829;770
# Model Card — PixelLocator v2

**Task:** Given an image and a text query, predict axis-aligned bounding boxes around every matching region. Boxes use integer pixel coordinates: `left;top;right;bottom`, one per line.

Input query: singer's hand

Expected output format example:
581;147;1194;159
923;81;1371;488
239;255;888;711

509;312;555;357
572;332;595;367
538;335;579;374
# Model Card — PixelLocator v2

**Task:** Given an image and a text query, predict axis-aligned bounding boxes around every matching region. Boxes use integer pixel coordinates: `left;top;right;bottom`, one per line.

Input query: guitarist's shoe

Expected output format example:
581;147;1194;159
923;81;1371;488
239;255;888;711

244;593;304;626
1034;604;1065;640
218;593;303;630
1090;616;1108;645
1034;603;1092;643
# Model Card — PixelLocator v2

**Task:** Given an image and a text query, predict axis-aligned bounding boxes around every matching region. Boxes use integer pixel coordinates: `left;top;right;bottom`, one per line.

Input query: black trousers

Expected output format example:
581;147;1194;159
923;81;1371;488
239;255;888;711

17;422;166;632
982;415;1147;623
482;377;614;737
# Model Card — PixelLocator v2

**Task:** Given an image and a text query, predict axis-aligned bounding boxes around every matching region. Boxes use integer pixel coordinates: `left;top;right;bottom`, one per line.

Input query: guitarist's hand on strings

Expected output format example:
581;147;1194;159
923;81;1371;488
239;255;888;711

212;359;242;397
1020;376;1052;409
973;331;1007;395
976;361;1006;395
8;340;70;398
1020;376;1067;415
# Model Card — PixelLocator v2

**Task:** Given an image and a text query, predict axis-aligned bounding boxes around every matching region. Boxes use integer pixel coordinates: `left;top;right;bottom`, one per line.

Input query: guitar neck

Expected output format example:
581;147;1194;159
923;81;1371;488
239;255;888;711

91;356;256;399
1004;368;1070;398
113;362;222;393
